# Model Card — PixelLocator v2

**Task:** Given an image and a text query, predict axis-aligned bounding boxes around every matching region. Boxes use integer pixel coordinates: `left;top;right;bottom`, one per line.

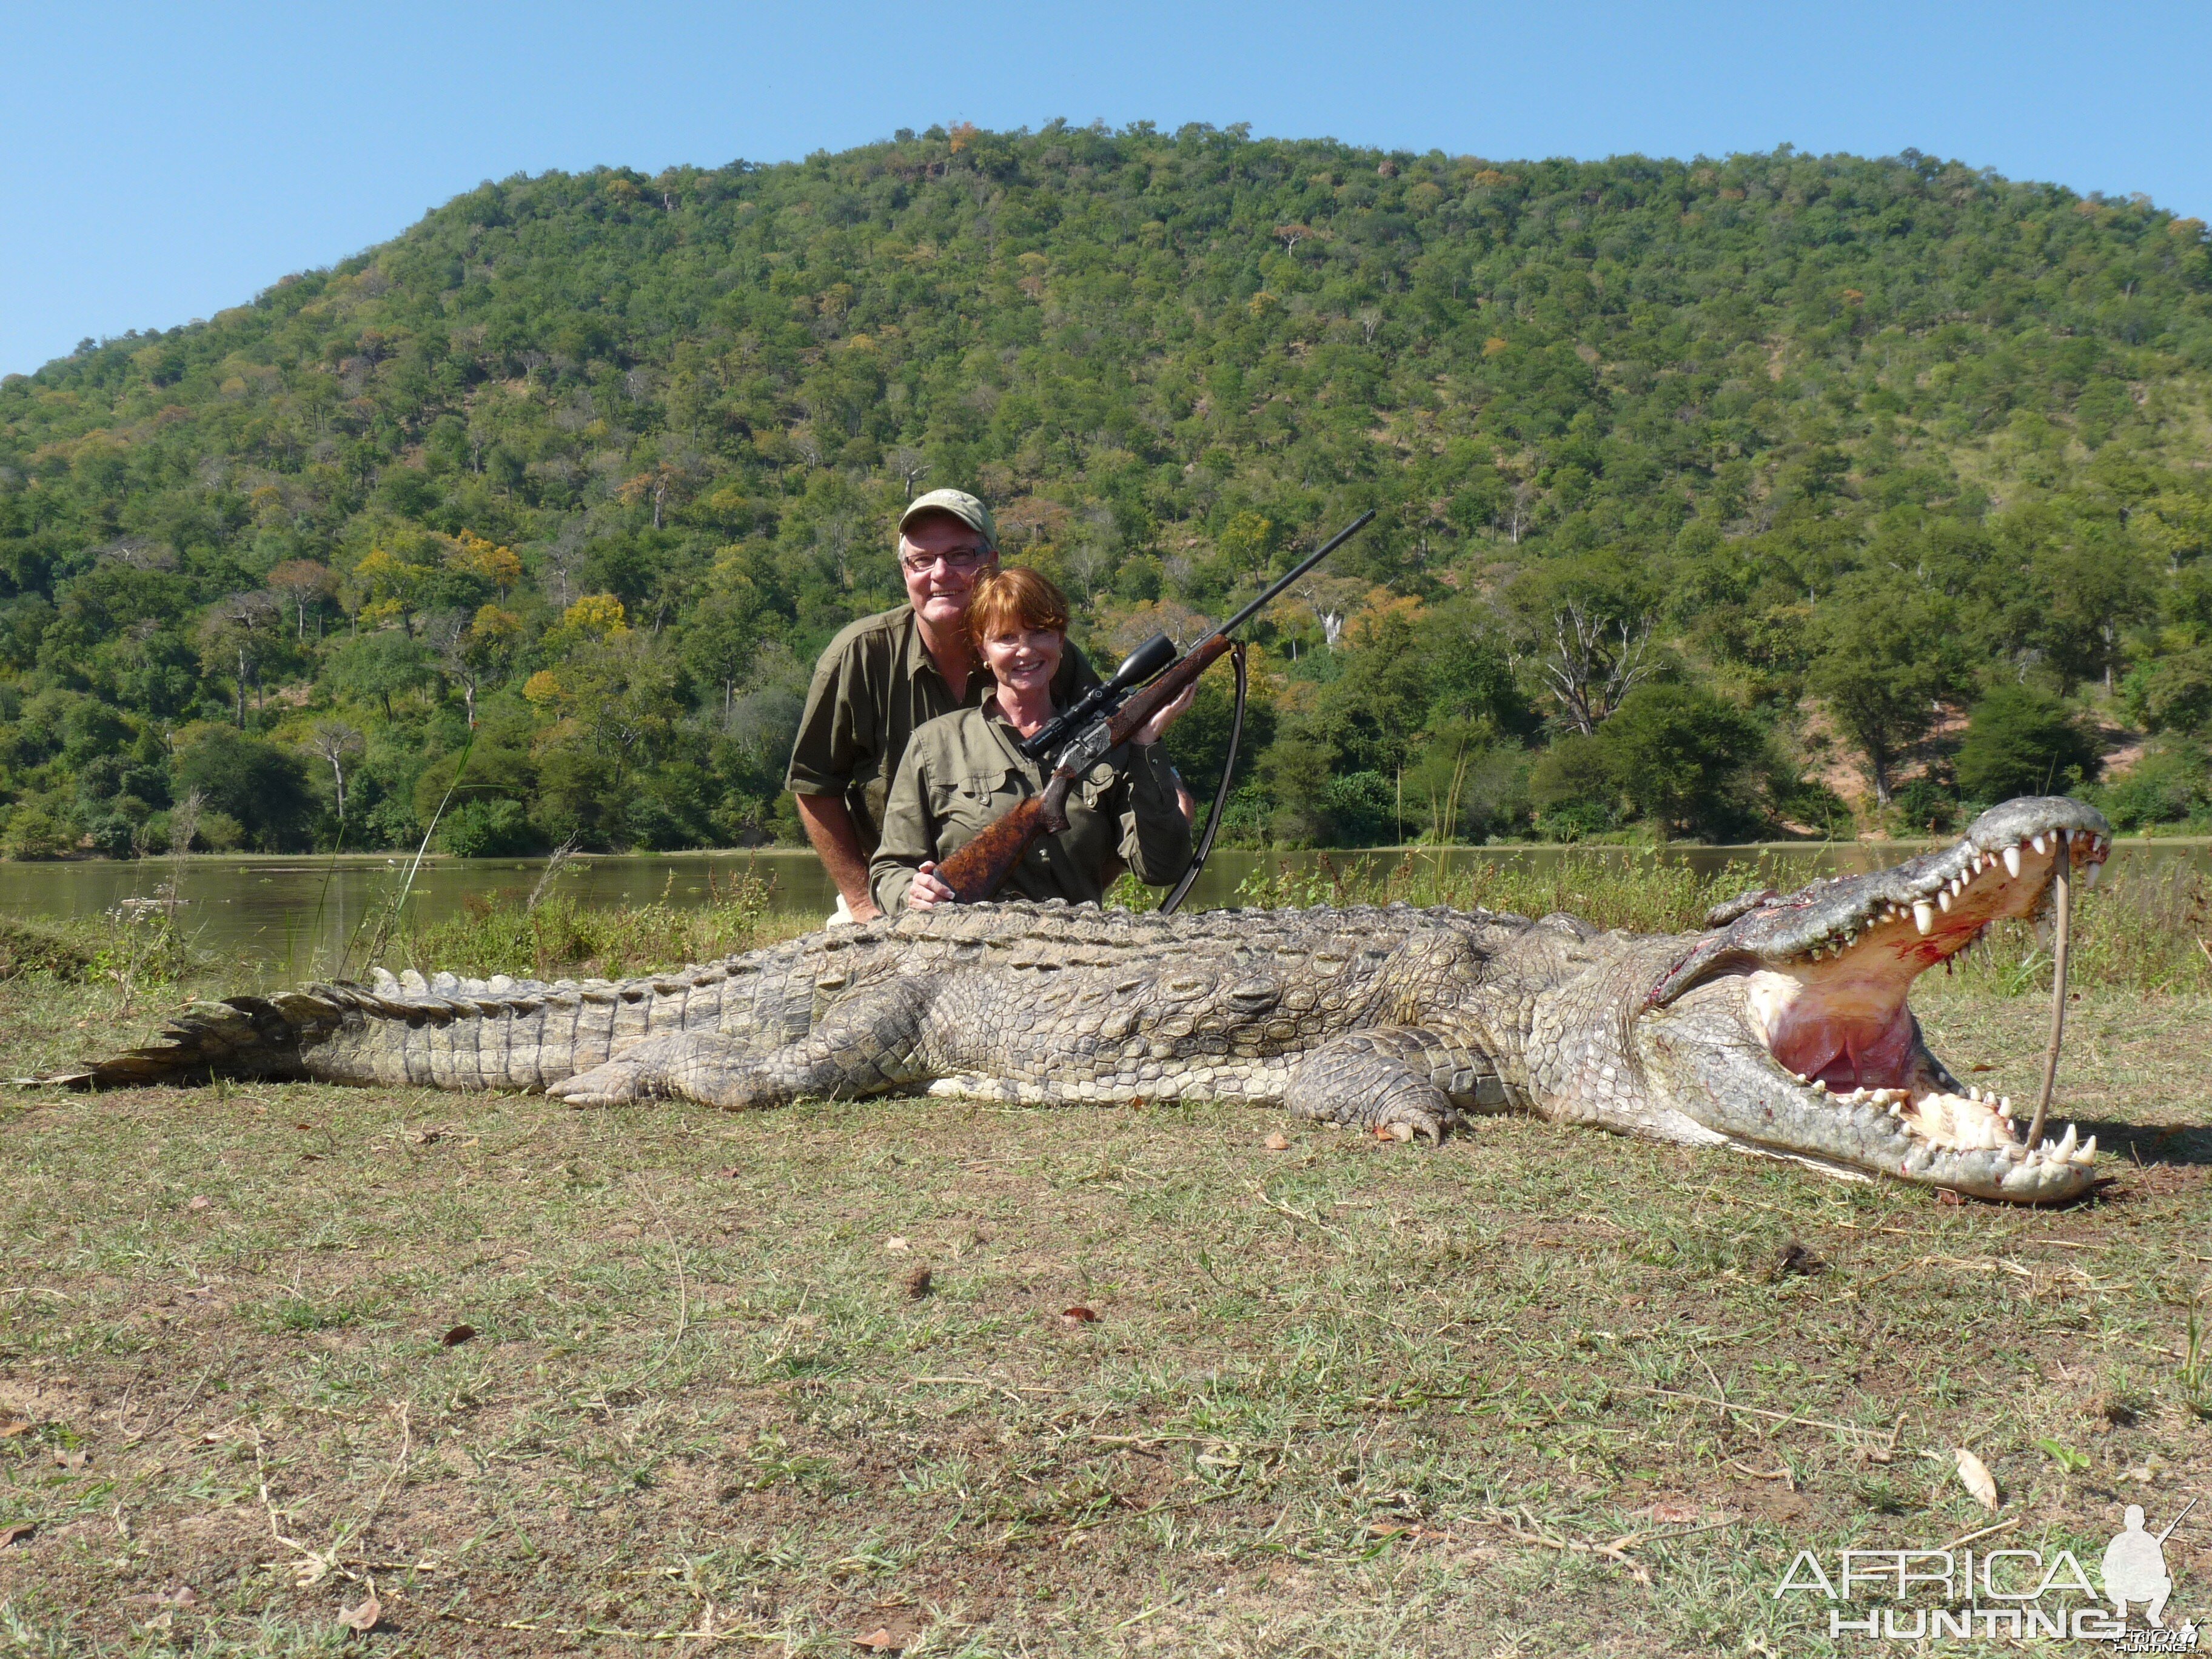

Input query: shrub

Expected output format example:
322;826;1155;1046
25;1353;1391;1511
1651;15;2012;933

2094;744;2210;830
2123;646;2212;735
173;726;315;850
1956;685;2101;801
2;802;75;860
437;797;540;857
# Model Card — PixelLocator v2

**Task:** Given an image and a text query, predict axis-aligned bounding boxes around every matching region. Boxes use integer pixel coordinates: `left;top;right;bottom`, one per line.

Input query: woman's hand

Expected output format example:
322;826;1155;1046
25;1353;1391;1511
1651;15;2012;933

1130;677;1199;748
904;860;956;911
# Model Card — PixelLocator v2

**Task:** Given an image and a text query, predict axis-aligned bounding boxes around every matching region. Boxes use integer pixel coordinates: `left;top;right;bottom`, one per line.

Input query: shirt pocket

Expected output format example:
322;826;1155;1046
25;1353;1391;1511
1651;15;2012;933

1074;759;1122;813
928;768;1024;838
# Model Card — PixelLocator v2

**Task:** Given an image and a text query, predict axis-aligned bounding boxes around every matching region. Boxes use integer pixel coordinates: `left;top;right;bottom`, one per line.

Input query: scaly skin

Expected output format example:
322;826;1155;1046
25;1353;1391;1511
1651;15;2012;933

73;797;2116;1203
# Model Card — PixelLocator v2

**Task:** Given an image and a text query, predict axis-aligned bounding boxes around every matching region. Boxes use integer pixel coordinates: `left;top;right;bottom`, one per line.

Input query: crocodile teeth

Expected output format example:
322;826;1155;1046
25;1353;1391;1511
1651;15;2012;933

2003;845;2022;878
2074;1135;2097;1165
2084;861;2102;888
1913;902;1935;935
2032;834;2047;855
1938;890;1952;913
2056;1124;2077;1159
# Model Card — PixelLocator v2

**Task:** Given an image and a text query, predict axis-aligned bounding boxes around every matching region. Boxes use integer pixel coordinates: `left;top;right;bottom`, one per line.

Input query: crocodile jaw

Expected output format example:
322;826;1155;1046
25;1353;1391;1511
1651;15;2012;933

1637;798;2113;1203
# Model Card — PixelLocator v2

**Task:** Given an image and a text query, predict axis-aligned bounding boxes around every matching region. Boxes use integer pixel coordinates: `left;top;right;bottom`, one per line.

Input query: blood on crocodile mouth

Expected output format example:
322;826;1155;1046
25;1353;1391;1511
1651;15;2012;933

1745;825;2109;1165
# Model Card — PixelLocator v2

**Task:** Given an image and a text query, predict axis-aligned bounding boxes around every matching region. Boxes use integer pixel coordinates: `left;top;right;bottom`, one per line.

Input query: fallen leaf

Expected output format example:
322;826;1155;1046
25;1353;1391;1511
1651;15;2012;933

187;1196;210;1211
0;1421;29;1438
199;1431;225;1444
338;1589;381;1632
1264;1131;1291;1150
159;1586;196;1607
53;1447;87;1469
1061;1305;1097;1324
720;1166;743;1178
293;1122;313;1131
0;1523;32;1547
440;1324;477;1347
1647;1500;1701;1524
853;1628;900;1653
883;1236;910;1255
1955;1447;1999;1511
900;1265;933;1300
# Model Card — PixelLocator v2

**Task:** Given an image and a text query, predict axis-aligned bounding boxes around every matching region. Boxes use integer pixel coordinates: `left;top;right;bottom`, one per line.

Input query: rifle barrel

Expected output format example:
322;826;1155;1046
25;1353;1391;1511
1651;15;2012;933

1195;509;1376;651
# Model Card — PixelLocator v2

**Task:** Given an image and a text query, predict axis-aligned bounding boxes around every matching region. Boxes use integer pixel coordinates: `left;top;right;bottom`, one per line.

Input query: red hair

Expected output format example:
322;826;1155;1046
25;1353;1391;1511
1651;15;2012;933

965;567;1070;649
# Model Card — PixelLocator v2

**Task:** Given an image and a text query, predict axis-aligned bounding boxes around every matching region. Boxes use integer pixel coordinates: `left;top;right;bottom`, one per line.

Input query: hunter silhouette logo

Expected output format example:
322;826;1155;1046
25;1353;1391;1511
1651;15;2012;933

2104;1500;2194;1630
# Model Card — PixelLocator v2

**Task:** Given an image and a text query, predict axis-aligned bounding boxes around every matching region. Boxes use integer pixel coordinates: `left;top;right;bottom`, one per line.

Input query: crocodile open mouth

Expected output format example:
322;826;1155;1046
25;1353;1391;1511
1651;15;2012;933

1646;797;2113;1199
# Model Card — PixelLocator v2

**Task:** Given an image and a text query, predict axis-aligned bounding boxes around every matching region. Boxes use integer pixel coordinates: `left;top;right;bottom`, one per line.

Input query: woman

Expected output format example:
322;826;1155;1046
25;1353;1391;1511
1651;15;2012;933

870;568;1197;913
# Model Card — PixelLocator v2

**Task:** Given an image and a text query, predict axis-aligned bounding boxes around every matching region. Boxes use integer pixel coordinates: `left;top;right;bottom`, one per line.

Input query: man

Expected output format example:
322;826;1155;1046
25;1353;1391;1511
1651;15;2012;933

786;489;1101;922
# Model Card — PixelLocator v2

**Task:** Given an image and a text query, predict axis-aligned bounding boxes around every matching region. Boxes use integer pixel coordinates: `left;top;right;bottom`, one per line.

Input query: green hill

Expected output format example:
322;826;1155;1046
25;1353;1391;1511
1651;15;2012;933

4;122;2210;857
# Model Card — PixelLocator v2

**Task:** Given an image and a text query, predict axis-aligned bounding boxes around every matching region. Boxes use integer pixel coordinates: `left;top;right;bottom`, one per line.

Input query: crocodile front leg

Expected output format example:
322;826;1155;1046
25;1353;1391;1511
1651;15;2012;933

1282;1026;1509;1145
549;980;936;1110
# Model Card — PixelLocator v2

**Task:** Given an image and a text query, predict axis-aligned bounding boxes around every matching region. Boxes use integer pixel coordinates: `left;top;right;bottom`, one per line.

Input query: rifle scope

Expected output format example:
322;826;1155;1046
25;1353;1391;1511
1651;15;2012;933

1016;631;1176;762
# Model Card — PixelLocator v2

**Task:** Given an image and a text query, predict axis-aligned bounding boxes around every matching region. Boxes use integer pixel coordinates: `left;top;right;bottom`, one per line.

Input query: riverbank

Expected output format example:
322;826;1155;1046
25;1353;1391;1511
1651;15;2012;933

4;839;2210;986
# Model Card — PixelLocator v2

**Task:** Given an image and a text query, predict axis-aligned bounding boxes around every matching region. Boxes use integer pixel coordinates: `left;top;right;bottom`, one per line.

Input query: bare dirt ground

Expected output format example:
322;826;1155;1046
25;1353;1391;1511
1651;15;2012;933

1;977;2207;1655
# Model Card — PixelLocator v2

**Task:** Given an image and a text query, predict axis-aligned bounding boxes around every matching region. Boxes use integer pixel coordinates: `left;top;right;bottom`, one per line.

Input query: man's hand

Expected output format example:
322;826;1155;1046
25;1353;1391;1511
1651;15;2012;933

904;860;956;911
1130;677;1199;748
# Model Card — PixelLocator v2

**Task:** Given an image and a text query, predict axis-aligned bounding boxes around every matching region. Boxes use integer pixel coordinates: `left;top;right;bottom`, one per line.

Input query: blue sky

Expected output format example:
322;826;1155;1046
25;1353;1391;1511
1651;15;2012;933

5;1;2208;377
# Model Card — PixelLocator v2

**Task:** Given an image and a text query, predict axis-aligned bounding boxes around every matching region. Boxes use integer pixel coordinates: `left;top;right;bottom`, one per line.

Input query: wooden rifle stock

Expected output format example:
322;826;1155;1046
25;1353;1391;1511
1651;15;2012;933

930;638;1229;903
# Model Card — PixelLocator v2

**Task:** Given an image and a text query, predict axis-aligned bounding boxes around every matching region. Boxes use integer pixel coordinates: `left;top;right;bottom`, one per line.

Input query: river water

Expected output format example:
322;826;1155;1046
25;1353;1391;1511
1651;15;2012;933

3;841;2205;976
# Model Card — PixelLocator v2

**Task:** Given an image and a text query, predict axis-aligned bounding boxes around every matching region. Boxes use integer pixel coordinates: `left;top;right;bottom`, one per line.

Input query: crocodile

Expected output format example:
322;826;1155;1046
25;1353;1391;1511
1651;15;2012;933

75;796;2114;1203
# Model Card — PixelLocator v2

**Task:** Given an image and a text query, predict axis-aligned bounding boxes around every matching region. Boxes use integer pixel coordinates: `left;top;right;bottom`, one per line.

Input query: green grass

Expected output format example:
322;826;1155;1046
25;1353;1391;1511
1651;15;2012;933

1;906;2207;1652
392;865;807;982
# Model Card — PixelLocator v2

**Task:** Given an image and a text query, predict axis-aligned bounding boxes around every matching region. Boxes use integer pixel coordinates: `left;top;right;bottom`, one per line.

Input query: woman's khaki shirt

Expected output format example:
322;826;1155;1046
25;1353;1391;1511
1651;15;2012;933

870;698;1191;913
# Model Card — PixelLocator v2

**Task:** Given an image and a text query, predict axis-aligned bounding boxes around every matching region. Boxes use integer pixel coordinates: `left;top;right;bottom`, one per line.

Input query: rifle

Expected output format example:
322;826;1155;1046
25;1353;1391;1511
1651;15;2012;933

931;510;1376;903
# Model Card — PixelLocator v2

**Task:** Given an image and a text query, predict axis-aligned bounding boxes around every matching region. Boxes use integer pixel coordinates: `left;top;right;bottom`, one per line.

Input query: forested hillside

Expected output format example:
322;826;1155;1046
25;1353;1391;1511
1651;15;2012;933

5;122;2211;857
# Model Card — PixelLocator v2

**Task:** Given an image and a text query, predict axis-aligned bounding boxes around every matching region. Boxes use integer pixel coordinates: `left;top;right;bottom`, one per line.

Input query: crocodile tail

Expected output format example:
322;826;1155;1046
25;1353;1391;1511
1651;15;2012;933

59;989;351;1088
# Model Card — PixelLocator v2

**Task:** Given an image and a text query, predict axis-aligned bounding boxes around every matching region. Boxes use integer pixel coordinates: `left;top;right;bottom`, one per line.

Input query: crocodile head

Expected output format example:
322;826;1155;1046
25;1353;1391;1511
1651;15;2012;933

1634;796;2113;1202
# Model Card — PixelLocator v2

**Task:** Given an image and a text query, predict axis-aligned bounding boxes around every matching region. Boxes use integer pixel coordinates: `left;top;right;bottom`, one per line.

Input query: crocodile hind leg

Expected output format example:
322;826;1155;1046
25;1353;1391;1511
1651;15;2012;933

548;979;936;1110
1282;1027;1504;1145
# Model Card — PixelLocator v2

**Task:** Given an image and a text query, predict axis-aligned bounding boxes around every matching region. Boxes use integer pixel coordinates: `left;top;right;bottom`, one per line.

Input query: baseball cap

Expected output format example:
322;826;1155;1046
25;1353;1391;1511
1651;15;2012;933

897;488;997;549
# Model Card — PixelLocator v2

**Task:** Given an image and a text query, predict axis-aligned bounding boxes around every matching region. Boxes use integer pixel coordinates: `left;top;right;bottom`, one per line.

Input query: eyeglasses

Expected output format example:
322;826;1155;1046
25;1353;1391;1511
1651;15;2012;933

900;546;993;575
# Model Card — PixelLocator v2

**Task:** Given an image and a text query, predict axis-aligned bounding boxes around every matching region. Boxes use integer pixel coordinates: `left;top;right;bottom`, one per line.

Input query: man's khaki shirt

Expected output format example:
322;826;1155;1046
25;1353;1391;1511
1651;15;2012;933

869;699;1192;914
785;604;1099;856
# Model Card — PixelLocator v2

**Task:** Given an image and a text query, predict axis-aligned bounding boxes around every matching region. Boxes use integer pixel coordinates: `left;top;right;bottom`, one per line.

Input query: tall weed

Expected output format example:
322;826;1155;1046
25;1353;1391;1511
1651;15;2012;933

395;863;804;979
1234;850;2212;995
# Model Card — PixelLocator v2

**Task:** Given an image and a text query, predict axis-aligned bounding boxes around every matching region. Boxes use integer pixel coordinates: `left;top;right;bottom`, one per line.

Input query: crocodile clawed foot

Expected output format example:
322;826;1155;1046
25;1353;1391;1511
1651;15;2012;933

1283;1028;1471;1148
547;1036;695;1106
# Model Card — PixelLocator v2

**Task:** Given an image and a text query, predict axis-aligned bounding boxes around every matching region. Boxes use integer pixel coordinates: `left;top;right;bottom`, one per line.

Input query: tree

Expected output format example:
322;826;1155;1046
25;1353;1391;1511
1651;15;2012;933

303;722;366;822
266;560;337;638
1544;603;1654;736
1593;683;1763;837
324;629;434;722
195;592;284;726
1956;685;2102;801
173;727;314;850
1809;583;1963;806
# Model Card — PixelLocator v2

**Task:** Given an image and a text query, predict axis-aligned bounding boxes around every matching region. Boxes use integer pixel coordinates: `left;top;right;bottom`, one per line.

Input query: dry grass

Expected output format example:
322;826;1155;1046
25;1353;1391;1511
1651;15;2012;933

1;962;2207;1654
